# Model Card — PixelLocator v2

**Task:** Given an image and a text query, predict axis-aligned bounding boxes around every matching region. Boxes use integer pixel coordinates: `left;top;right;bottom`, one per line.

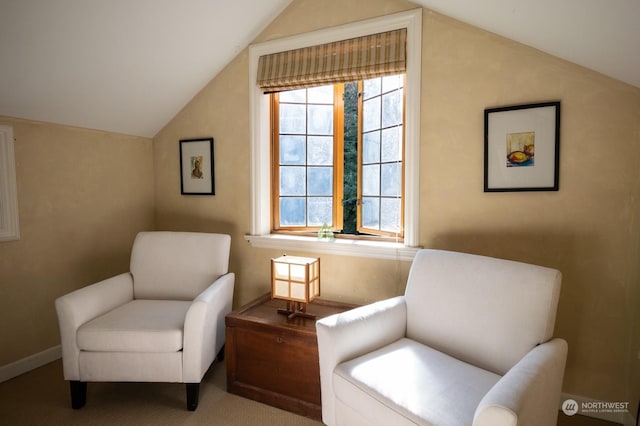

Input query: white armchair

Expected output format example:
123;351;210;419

316;249;567;426
55;231;235;411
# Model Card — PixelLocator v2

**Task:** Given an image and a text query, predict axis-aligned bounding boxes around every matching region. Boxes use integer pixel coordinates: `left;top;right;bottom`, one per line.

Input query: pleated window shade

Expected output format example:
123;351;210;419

257;28;407;93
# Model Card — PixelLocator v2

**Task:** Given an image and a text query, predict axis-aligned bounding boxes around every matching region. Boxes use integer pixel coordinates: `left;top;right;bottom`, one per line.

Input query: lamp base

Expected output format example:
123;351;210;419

277;301;317;320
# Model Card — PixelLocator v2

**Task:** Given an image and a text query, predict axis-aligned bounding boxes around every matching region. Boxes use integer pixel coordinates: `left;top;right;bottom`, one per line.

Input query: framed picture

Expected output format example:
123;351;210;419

484;101;560;192
180;137;215;195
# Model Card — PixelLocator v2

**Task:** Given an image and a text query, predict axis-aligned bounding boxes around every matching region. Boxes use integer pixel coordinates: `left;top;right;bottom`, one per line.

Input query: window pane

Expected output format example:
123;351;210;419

381;127;402;162
308;167;333;196
382;89;402;128
308;104;333;135
307;136;333;165
362;164;380;196
280;89;306;103
308;85;333;104
381;163;401;196
280;166;306;195
362;197;379;228
280;103;306;134
308;197;332;226
363;97;381;133
363;78;381;100
363;131;380;164
382;75;402;92
280;197;306;226
280;135;306;165
380;198;401;232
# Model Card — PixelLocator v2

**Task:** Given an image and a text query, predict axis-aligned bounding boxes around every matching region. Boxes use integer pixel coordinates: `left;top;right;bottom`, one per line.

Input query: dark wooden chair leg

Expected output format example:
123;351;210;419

70;381;87;409
186;383;199;411
216;344;225;362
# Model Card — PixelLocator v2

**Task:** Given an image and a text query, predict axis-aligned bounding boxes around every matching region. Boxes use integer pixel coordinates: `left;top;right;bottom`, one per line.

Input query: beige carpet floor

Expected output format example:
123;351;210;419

0;359;322;426
0;358;622;425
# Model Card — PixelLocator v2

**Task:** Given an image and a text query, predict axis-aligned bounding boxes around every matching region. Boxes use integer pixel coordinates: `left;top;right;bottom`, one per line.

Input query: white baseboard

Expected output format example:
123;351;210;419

561;392;636;426
0;345;61;383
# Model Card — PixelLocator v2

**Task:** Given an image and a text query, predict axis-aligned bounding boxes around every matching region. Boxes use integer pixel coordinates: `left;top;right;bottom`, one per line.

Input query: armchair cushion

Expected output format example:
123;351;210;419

131;232;231;300
77;300;192;353
334;338;500;426
405;250;561;375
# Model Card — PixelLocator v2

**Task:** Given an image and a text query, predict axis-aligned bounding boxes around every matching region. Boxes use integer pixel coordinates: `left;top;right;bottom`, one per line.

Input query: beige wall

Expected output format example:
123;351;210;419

153;0;640;408
0;117;155;365
420;7;640;410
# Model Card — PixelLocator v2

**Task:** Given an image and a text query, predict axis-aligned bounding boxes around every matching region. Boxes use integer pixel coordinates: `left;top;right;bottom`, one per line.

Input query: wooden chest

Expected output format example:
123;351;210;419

225;293;357;420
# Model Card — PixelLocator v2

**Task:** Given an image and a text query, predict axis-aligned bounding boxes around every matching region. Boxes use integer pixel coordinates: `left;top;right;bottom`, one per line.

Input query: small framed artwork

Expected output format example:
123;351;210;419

484;101;560;192
180;137;215;195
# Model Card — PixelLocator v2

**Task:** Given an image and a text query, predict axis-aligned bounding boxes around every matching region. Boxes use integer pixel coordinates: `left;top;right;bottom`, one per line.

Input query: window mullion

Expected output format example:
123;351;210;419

305;96;309;228
356;81;364;235
334;84;345;232
271;94;281;231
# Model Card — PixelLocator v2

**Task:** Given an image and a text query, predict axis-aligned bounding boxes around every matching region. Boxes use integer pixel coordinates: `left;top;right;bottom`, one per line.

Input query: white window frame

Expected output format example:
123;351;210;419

246;9;422;261
0;125;20;242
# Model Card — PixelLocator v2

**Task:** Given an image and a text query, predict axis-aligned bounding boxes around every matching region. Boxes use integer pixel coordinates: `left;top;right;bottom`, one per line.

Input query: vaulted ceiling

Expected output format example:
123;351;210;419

0;0;638;138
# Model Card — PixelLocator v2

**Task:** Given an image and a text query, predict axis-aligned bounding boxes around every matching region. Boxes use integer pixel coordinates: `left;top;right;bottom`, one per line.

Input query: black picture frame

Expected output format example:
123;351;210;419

484;101;560;192
179;137;215;195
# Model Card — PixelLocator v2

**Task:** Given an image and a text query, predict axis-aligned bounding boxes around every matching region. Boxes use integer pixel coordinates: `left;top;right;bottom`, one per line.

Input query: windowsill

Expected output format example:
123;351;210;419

244;234;420;261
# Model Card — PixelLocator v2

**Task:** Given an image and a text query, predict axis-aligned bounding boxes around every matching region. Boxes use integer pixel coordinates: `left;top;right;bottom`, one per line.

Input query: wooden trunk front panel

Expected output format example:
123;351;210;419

226;294;357;420
234;327;320;405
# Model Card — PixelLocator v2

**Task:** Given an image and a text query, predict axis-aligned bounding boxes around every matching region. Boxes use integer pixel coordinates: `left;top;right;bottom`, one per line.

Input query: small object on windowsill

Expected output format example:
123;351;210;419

317;223;334;240
271;255;320;320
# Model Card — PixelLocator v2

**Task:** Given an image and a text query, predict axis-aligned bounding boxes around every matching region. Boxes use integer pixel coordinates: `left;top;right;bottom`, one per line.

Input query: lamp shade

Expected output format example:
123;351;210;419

271;255;320;303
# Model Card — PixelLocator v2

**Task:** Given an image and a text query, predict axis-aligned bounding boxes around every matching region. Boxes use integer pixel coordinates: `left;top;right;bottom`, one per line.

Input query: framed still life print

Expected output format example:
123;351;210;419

484;101;560;192
180;137;215;195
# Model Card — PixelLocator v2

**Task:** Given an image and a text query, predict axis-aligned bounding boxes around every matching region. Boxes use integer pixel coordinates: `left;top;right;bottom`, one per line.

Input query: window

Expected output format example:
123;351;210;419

273;85;341;231
272;75;405;240
359;75;404;236
247;9;422;260
0;125;20;242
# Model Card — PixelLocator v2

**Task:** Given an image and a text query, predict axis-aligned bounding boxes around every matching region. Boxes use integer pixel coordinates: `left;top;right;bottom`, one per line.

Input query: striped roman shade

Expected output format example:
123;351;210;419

257;28;407;93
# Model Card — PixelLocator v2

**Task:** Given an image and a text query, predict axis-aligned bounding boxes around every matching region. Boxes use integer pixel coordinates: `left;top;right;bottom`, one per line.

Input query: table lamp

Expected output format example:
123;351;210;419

271;255;320;319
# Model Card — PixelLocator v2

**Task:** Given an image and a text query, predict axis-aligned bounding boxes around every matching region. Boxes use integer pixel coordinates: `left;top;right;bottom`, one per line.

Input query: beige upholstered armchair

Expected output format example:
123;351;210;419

316;249;567;426
55;231;234;411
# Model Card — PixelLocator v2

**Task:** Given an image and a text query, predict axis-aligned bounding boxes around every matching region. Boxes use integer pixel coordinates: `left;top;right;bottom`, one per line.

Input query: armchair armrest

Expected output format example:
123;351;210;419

473;338;568;426
316;296;407;426
182;272;235;382
55;273;134;380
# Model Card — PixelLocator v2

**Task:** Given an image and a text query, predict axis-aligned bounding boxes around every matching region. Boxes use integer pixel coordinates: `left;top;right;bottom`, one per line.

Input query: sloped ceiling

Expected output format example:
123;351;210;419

0;0;292;137
413;0;640;91
0;0;638;138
